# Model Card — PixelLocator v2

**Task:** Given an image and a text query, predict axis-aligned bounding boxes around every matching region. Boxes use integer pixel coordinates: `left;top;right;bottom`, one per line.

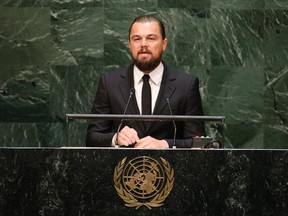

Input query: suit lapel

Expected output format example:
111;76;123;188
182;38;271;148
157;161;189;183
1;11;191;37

118;64;140;115
153;66;176;115
145;65;176;131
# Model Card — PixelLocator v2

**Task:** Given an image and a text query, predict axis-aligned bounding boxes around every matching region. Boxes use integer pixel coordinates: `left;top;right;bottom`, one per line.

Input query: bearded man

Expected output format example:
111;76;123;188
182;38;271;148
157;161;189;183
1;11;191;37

86;15;206;148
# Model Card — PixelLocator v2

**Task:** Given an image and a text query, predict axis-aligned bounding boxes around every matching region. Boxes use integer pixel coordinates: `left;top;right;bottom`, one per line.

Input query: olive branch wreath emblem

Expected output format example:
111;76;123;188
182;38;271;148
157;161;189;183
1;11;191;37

113;156;174;209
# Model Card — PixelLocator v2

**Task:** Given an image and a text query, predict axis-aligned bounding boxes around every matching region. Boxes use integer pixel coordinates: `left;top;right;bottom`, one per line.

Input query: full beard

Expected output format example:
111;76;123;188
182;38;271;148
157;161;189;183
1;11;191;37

133;55;162;73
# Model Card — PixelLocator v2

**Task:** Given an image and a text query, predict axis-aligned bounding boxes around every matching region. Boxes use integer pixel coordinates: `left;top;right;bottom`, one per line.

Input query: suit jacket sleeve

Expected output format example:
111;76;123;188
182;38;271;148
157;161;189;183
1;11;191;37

85;74;115;147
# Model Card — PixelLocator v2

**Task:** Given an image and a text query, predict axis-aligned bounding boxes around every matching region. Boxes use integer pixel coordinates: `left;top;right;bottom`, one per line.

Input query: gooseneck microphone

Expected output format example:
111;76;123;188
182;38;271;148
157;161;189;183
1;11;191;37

166;98;177;148
116;88;135;145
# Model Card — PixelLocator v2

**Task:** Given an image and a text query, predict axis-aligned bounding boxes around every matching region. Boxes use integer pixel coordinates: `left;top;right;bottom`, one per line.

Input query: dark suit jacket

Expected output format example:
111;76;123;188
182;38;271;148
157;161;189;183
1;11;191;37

86;63;206;148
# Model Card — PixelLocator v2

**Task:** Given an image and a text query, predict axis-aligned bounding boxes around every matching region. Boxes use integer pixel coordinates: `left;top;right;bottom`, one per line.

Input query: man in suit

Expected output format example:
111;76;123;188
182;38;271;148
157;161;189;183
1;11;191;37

86;15;206;148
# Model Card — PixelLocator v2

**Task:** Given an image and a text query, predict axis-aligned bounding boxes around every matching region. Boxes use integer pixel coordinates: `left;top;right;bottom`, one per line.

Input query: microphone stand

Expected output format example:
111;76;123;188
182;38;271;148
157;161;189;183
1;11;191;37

166;98;177;148
116;88;135;145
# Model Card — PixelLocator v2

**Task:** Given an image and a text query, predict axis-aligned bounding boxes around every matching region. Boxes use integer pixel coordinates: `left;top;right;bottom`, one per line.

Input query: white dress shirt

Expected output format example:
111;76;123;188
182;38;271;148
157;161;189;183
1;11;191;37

133;62;164;114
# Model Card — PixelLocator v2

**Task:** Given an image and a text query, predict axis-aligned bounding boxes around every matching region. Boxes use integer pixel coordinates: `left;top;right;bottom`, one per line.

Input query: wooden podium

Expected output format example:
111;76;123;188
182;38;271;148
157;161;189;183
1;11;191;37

0;148;287;215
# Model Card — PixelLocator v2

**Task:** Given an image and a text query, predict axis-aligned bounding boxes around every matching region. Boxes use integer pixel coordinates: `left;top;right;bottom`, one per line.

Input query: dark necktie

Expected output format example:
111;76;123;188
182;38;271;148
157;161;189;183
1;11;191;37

142;74;151;115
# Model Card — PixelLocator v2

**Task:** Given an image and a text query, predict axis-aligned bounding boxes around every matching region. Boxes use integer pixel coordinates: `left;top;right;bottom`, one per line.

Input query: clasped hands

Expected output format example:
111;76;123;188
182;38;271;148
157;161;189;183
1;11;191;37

115;126;169;149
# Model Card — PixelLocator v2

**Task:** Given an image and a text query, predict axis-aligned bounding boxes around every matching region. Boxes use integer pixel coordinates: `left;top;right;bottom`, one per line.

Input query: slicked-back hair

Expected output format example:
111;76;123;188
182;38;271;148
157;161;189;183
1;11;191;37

128;15;166;40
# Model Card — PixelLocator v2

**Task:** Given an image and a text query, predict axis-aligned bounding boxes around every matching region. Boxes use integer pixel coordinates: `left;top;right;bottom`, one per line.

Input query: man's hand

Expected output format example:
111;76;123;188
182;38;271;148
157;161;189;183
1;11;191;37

134;136;169;149
115;126;140;147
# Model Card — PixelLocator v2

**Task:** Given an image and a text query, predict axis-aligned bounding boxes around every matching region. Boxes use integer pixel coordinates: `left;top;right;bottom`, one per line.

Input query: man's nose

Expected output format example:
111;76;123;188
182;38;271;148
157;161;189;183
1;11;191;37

141;38;147;46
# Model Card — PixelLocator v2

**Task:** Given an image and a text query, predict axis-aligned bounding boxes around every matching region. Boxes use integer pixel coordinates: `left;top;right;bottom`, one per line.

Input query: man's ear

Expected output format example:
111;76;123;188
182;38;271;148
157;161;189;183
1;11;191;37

163;38;168;51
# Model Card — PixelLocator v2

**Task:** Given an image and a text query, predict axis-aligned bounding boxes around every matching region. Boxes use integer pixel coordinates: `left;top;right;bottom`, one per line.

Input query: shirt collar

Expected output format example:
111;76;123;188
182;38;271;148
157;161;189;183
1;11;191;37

134;62;164;86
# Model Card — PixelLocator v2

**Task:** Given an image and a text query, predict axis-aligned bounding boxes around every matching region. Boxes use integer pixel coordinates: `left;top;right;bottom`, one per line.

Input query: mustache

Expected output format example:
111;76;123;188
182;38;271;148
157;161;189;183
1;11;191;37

138;49;152;54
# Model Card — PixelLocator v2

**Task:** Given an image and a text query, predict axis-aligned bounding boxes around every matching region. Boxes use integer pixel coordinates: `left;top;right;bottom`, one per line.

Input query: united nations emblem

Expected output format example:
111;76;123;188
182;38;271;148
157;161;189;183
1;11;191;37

113;156;174;209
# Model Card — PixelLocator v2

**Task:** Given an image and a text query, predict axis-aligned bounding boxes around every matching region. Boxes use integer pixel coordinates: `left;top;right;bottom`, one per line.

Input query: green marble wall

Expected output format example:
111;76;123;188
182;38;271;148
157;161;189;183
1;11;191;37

0;0;287;148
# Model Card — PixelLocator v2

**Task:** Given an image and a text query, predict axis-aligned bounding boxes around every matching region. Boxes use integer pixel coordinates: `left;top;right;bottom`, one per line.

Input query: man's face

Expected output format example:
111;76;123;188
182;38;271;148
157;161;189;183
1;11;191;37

129;21;168;73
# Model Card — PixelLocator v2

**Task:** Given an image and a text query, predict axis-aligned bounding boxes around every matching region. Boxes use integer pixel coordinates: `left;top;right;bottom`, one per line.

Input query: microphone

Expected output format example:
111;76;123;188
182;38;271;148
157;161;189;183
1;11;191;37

166;98;177;148
116;88;135;145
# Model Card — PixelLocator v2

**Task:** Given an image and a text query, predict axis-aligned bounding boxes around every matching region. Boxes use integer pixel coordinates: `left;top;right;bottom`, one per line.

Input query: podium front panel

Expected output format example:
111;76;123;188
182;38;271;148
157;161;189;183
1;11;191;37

0;148;287;215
